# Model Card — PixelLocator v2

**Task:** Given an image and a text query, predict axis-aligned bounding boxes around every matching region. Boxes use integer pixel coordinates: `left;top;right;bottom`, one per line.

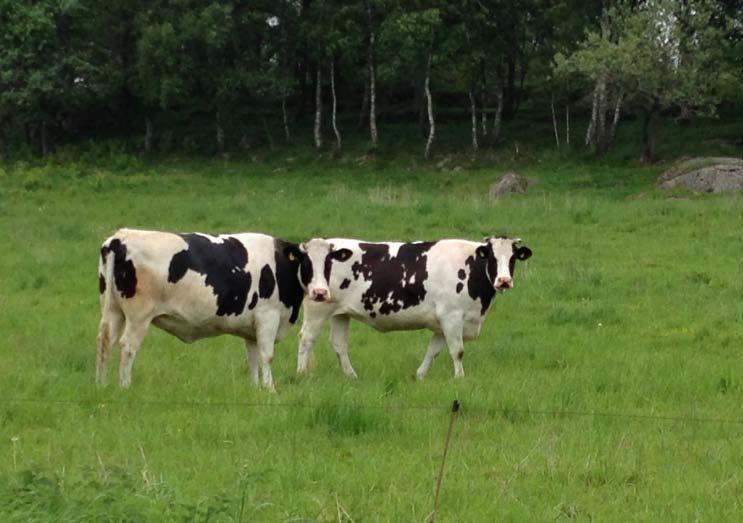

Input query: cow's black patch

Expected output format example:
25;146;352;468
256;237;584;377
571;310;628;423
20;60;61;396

274;239;304;323
340;278;351;290
458;269;466;280
167;234;250;316
101;239;137;298
259;264;276;299
99;274;106;295
456;282;464;294
465;243;496;315
324;248;353;283
248;292;258;310
370;312;377;318
351;242;435;316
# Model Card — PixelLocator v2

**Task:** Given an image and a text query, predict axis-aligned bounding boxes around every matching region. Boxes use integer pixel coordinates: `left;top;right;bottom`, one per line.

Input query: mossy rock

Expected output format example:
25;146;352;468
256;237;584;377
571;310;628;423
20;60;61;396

656;157;743;193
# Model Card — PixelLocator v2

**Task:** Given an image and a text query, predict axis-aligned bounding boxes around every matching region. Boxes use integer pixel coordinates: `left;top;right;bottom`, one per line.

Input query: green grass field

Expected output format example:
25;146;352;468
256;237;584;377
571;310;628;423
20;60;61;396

1;120;743;521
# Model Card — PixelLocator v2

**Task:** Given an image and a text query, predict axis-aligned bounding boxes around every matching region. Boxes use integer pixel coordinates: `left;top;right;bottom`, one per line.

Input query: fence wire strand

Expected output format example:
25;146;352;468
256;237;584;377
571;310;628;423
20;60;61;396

2;396;743;425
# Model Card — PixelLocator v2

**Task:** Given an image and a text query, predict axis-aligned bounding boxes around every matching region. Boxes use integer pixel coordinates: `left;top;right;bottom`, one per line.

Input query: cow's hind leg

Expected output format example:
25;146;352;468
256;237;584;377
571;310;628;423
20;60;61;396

118;319;150;388
329;315;357;378
97;309;123;385
244;340;261;387
416;333;445;380
441;315;466;378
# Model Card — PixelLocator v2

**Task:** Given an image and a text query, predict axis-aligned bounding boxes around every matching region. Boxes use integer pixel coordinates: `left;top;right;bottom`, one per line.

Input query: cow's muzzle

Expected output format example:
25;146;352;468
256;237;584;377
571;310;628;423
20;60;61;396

310;288;329;302
495;277;513;291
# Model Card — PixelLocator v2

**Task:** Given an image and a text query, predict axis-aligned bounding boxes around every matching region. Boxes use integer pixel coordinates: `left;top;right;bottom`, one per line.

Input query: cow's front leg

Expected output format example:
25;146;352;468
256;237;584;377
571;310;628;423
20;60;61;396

297;302;331;374
244;340;261;387
256;315;280;392
441;316;466;378
416;333;445;380
329;315;357;378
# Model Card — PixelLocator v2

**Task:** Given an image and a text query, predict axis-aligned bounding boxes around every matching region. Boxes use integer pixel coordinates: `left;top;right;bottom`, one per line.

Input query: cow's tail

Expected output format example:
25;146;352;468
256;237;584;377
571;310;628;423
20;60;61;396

96;237;119;384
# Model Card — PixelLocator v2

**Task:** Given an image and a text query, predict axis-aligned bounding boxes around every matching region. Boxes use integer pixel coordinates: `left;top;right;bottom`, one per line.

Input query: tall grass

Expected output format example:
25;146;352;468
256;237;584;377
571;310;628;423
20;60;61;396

1;118;742;521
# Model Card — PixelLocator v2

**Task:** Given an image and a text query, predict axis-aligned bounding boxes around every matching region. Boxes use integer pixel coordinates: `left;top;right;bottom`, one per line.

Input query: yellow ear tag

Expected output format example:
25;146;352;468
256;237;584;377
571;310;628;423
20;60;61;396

288;252;295;261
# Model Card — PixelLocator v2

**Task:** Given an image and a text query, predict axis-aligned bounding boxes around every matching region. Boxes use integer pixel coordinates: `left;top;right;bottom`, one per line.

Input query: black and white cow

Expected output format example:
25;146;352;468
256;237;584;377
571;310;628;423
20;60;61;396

294;236;532;379
97;228;304;390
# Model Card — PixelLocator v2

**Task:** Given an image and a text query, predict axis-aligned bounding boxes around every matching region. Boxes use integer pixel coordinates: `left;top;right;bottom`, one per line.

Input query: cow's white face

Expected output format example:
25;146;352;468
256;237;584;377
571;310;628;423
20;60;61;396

478;237;532;291
296;238;352;302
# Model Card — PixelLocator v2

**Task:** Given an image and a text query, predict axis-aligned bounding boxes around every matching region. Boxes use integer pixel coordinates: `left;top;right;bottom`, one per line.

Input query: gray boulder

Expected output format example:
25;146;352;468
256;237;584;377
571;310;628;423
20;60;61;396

656;157;743;193
489;173;537;199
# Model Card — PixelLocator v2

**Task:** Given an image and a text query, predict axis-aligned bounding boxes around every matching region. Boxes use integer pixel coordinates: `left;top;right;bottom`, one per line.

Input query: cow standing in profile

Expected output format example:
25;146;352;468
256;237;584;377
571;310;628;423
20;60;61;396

97;228;306;390
294;236;532;379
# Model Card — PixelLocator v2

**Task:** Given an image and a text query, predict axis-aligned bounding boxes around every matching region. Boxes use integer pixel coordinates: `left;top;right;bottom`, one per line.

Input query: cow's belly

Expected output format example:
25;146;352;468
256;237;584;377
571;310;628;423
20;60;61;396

152;313;255;342
345;304;439;333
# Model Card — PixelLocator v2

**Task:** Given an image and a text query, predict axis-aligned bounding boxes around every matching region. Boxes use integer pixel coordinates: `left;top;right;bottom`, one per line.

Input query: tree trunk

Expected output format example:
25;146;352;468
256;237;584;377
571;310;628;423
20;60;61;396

144;115;153;153
640;107;657;164
565;104;570;146
366;1;378;148
314;67;322;149
423;52;435;160
551;92;560;147
608;88;623;147
595;76;608;153
282;96;291;143
330;60;341;150
40;121;49;156
585;79;600;146
368;35;378;147
469;87;478;154
491;85;504;143
216;109;225;153
480;60;488;136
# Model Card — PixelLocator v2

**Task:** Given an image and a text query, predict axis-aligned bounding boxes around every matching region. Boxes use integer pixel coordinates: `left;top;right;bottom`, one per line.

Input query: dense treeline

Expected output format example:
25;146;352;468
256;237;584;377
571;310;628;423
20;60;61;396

0;0;740;161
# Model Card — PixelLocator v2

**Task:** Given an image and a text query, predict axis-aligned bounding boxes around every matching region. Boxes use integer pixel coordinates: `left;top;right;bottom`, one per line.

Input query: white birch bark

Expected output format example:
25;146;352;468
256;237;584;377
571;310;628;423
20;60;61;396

282;96;290;143
608;88;623;146
368;32;378;147
551;92;559;147
314;67;322;149
585;79;600;146
469;87;478;154
330;60;341;150
596;76;608;149
423;52;435;160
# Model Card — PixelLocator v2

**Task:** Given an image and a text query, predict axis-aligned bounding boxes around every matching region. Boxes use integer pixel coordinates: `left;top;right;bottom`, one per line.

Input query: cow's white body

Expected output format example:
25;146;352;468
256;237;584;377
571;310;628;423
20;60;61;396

97;228;303;390
297;237;532;379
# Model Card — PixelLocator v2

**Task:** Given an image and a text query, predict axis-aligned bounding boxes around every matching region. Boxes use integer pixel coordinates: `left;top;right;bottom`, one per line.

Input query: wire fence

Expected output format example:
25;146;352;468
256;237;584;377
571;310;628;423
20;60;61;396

3;396;743;425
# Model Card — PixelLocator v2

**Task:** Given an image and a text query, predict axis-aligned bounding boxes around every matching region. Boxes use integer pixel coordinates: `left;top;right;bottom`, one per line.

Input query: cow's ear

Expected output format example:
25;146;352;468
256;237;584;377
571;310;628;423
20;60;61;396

284;244;303;262
331;248;353;262
515;246;532;261
476;245;491;259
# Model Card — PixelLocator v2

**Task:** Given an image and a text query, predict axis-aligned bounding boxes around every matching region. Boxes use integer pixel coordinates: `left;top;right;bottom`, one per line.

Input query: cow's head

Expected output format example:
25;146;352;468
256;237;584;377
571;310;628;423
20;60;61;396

285;238;353;302
476;236;532;291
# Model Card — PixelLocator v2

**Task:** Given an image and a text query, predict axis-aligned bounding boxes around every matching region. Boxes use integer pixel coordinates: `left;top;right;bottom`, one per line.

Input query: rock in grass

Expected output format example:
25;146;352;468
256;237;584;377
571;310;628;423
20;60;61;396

656;157;743;193
489;173;537;199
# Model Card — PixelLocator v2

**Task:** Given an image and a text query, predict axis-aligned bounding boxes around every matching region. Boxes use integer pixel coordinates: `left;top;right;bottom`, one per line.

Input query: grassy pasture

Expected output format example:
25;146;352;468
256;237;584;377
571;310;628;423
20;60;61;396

1;126;743;521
